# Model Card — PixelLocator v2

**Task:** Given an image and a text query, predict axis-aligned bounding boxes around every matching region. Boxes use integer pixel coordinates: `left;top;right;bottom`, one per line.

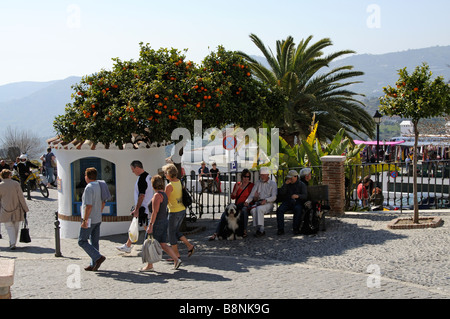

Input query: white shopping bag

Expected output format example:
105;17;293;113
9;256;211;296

128;217;139;243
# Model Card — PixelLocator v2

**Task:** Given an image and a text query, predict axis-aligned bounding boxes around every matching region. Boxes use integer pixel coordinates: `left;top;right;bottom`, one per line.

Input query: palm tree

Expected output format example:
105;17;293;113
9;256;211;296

238;34;375;145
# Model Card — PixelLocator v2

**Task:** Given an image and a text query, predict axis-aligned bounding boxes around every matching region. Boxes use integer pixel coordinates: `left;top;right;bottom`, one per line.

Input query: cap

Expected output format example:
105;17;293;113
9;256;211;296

299;168;312;178
260;167;270;175
286;170;299;178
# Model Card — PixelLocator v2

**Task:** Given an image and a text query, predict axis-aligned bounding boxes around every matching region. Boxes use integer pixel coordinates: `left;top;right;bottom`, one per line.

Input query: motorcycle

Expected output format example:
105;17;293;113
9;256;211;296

12;169;49;198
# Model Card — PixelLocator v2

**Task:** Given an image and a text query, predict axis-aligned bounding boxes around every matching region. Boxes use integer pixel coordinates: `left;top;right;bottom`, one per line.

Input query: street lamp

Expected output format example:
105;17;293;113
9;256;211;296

373;111;383;163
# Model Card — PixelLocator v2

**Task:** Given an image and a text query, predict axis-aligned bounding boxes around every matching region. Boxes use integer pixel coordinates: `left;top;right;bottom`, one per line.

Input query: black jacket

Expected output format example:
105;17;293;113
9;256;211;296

17;161;38;179
278;178;308;204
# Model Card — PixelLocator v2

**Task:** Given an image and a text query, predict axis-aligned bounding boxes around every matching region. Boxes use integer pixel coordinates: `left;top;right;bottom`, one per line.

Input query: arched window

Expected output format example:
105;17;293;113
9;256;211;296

71;157;117;216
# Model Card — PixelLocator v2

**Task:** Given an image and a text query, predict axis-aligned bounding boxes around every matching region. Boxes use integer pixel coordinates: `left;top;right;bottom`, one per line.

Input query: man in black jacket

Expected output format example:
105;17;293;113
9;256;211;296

16;154;38;191
276;170;308;235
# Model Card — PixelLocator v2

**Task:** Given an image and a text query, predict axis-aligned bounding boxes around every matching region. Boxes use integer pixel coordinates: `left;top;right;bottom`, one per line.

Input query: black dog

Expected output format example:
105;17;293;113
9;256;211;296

218;203;245;240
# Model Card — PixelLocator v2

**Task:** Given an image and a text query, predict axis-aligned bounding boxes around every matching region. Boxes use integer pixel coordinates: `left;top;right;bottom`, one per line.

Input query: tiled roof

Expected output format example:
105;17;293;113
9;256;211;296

47;136;170;151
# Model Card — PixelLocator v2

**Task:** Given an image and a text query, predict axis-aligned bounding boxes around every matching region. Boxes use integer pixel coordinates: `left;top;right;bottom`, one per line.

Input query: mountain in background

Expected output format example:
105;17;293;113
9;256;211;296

330;45;450;97
0;45;449;139
251;45;450;98
0;76;81;138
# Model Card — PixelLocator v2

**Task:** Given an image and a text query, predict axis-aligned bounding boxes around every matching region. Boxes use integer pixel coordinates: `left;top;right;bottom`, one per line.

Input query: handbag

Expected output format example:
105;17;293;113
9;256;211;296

20;216;31;243
182;187;193;207
141;234;162;264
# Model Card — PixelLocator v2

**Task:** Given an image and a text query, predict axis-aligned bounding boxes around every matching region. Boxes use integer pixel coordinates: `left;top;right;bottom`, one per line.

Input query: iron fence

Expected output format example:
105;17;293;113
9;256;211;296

346;159;450;211
184;160;449;218
183;166;322;219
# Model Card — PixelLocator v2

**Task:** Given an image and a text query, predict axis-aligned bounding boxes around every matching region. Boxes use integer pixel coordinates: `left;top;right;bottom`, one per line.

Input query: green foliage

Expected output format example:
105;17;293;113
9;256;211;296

238;34;376;142
257;121;365;186
379;62;450;222
53;44;285;147
379;63;450;122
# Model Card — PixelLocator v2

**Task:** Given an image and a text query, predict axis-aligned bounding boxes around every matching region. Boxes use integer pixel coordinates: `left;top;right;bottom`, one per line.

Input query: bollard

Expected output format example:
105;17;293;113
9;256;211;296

26;182;31;200
54;211;62;257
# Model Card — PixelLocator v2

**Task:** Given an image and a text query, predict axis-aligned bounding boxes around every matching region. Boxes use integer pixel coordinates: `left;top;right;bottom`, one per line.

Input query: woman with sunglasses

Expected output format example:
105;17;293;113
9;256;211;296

208;169;254;240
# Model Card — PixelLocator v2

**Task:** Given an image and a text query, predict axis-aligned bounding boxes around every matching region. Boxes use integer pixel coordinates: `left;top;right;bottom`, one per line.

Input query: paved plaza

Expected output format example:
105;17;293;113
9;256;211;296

0;188;449;301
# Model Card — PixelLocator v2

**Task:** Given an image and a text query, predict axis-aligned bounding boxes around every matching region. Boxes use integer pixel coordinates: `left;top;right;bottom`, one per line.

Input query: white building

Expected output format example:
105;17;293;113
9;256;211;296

400;120;413;136
48;137;168;238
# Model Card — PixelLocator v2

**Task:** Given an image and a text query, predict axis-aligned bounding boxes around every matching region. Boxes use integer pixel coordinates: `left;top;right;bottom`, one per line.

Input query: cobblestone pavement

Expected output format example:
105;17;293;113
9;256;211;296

1;188;449;300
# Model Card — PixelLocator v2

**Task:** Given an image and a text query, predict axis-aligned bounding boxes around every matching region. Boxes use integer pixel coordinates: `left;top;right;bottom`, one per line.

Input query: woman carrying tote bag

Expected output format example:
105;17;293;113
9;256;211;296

140;175;182;272
0;169;30;250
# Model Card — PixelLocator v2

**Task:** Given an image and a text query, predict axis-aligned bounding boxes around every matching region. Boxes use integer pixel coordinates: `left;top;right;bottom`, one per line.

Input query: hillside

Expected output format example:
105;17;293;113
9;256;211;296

0;80;58;103
0;76;81;138
253;45;450;97
330;45;450;97
0;45;449;139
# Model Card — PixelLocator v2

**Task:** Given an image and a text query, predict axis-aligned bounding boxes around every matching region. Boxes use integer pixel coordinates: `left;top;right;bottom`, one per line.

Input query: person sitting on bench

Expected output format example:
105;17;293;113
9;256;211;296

276;169;308;235
244;167;277;238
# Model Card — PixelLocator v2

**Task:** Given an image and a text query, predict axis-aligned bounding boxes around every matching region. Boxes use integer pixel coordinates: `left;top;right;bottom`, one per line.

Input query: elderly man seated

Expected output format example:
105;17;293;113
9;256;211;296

276;169;308;235
244;167;277;237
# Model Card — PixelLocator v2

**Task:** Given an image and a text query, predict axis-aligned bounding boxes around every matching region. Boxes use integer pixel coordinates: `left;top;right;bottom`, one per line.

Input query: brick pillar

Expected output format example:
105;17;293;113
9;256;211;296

321;156;346;217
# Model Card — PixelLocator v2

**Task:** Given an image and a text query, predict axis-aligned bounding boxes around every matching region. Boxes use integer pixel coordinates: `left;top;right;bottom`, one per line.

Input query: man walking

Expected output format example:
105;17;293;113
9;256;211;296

40;147;56;188
78;167;106;271
116;160;153;253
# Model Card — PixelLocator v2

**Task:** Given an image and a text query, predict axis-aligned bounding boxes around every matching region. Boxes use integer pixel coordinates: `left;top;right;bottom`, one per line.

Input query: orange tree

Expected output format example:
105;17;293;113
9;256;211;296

54;43;284;148
379;63;450;223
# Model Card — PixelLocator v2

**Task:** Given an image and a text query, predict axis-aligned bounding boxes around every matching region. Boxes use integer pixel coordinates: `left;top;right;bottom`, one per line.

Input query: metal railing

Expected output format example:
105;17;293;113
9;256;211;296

346;159;450;211
183;160;449;218
183;166;323;219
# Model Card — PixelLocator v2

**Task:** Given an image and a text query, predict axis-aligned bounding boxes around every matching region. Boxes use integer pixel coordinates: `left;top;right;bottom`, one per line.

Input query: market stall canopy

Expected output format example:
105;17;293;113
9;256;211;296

353;140;405;146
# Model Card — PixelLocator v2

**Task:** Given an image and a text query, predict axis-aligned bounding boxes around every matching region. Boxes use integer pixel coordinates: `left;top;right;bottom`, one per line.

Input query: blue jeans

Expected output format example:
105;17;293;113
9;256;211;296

276;201;303;231
168;210;186;245
78;222;102;266
152;219;168;244
46;167;54;184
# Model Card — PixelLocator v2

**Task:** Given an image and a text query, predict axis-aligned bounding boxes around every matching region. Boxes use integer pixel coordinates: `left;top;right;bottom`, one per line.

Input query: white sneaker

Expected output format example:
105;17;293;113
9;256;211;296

116;244;132;253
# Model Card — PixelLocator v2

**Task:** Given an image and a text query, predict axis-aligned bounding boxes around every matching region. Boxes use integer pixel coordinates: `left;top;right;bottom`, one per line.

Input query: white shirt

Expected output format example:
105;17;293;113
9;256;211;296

245;179;277;204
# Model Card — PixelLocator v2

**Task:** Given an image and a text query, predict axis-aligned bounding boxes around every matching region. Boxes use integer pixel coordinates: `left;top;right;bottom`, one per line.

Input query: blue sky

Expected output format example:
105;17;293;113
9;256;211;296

1;0;449;85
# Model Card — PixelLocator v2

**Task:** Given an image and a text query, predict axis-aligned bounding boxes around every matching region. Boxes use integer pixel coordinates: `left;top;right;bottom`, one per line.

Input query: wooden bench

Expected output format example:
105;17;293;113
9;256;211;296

0;260;15;299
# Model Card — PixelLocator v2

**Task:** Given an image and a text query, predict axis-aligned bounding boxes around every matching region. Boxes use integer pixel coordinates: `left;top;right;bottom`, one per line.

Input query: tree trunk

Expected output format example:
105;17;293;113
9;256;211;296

413;121;419;224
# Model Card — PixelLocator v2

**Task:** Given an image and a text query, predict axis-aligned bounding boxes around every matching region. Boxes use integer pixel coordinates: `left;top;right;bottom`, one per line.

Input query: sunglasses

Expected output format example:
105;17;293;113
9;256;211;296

243;175;250;178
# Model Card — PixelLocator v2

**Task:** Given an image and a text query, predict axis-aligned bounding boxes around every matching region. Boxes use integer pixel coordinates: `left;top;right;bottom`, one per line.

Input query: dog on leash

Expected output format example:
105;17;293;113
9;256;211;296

218;203;245;240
